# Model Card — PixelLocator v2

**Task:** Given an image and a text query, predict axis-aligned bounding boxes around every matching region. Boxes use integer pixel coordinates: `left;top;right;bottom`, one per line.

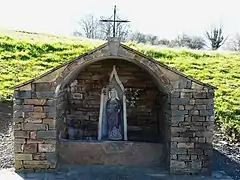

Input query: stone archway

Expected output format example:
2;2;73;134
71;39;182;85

55;58;172;168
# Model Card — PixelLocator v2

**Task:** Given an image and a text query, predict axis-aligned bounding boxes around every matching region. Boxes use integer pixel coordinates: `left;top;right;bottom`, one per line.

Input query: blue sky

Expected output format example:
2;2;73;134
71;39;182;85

0;0;240;39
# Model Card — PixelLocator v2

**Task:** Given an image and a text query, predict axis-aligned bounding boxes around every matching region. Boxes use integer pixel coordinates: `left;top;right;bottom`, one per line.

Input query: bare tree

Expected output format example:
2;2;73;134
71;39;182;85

99;18;131;42
74;14;131;42
205;25;227;50
226;33;240;51
74;14;100;39
169;34;205;49
129;32;148;44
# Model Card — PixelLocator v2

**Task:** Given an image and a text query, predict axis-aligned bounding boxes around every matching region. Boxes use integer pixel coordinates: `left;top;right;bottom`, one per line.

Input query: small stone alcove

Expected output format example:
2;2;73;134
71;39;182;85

56;59;171;167
13;38;215;175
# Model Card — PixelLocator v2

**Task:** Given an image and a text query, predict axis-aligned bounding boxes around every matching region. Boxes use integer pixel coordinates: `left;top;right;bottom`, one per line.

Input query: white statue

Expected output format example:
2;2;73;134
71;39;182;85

98;66;127;141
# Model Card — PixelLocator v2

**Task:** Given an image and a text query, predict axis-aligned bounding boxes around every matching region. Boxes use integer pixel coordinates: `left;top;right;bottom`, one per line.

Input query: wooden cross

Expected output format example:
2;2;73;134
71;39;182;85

100;5;130;37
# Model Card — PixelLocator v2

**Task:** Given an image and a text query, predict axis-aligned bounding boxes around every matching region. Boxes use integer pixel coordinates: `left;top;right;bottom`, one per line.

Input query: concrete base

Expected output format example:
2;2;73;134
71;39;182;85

58;140;166;167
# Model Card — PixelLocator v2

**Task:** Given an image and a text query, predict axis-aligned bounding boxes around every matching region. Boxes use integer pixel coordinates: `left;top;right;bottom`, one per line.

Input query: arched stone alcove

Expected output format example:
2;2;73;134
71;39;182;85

56;58;171;168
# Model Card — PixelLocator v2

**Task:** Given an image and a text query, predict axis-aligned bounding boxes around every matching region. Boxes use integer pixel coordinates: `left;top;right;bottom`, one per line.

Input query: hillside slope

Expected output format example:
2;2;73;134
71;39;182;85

0;30;239;141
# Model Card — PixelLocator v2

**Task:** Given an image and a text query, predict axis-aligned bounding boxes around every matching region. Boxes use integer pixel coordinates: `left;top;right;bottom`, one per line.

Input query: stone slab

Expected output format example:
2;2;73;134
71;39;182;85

59;141;166;167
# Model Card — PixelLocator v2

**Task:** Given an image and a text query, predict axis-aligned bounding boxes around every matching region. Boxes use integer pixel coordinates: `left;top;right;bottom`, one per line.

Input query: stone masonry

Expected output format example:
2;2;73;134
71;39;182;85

13;38;215;174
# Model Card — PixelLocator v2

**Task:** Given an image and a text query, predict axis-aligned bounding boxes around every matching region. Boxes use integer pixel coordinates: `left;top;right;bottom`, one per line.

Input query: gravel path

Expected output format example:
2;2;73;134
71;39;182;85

0;102;14;169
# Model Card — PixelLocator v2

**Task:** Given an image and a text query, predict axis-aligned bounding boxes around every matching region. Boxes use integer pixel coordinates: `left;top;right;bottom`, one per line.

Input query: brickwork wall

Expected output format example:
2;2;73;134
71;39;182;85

13;82;57;170
62;59;167;142
170;88;214;174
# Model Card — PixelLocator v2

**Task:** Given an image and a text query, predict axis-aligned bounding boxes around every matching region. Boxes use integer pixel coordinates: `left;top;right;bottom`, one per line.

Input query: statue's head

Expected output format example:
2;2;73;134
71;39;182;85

109;88;118;99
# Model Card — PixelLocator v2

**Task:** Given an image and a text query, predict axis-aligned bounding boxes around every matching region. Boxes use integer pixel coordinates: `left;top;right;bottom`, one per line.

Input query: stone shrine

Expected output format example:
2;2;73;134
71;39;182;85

12;38;215;175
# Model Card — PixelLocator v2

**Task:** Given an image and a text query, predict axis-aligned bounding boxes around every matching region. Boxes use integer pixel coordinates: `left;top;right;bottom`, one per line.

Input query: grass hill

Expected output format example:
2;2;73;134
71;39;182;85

0;29;239;141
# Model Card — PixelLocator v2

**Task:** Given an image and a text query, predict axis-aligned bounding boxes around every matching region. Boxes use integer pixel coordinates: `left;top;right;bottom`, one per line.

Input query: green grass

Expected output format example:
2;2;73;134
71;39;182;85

0;30;239;141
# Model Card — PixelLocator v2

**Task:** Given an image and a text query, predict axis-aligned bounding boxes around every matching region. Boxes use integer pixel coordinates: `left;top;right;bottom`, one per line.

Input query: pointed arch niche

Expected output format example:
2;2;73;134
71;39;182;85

98;65;128;140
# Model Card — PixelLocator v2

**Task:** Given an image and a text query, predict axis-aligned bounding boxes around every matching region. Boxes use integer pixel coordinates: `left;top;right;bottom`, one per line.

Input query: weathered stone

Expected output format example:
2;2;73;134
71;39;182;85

180;92;192;98
191;155;198;160
171;137;189;142
170;148;187;154
171;98;189;105
23;160;50;168
37;130;56;139
199;109;214;116
170;160;186;168
25;118;43;124
15;139;26;144
23;105;34;112
15;90;32;99
34;106;43;112
13;111;23;118
171;91;180;98
193;92;206;98
188;148;204;155
14;123;22;130
190;110;199;115
15;153;32;160
14;99;24;105
15;160;23;169
39;144;55;152
14;118;24;123
172;110;188;116
26;139;44;144
171;116;184;122
189;161;202;169
42;119;56;125
15;131;29;138
33;153;46;160
27;112;46;119
178;155;190;160
23;143;37;153
171;105;178;110
195;99;213;105
191;116;205;122
15;143;23;153
177;142;194;148
30;131;37;139
36;91;54;98
185;105;194;110
178;105;185;110
24;99;46;105
195;105;207;109
191;82;204;89
23;123;46;130
206;115;214;122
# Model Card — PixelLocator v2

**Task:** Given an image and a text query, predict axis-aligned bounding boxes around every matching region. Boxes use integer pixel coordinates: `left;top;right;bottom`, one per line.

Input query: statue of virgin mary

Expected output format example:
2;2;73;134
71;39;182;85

98;65;127;141
106;88;122;140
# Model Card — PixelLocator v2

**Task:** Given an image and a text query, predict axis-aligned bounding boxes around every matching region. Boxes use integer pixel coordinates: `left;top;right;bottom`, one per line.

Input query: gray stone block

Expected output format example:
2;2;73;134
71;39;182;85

199;110;214;116
36;91;54;98
193;92;207;98
18;91;32;99
171;98;189;105
38;144;56;152
23;123;46;131
37;130;56;139
172;110;188;116
23;105;34;112
195;99;213;105
191;116;205;122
